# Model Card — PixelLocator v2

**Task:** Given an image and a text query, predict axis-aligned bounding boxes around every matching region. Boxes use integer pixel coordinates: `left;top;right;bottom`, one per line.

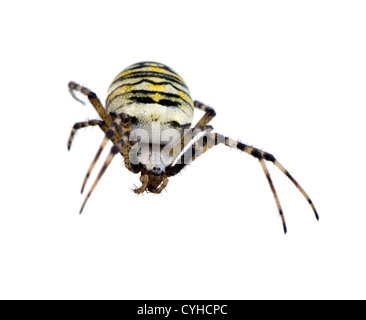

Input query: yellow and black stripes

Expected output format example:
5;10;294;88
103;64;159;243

105;62;194;126
109;61;189;90
109;90;191;110
68;63;318;232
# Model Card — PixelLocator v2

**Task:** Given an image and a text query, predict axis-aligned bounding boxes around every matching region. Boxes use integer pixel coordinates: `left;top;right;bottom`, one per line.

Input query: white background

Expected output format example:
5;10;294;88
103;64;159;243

0;0;365;300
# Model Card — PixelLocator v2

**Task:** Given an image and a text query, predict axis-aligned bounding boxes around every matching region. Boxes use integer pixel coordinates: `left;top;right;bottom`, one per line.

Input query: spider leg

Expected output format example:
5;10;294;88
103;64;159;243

167;100;215;161
80;116;123;194
68;82;113;126
79;114;132;214
171;125;213;161
193;100;216;127
67;120;108;150
234;140;319;222
272;160;318;220
259;158;287;233
166;133;318;233
168;100;215;159
80;135;130;214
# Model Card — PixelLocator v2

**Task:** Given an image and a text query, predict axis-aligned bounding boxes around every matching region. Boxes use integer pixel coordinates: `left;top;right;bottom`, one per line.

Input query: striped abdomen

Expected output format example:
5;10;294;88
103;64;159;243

106;62;194;139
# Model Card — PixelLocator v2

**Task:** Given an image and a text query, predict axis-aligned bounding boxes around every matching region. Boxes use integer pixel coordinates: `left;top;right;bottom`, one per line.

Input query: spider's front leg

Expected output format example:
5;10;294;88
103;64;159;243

79;113;132;214
68;82;113;126
67;120;108;150
166;132;318;233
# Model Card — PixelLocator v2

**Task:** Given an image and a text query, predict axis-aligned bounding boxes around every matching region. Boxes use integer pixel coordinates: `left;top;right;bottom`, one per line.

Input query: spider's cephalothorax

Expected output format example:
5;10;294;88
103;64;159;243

68;61;318;233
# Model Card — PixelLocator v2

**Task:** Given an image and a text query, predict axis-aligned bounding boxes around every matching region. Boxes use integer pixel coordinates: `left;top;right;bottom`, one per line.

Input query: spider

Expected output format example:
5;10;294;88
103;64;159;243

68;61;318;233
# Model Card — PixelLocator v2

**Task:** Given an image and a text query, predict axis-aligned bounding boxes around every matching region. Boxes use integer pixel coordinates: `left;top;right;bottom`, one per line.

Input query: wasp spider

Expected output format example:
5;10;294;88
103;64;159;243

68;61;318;233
